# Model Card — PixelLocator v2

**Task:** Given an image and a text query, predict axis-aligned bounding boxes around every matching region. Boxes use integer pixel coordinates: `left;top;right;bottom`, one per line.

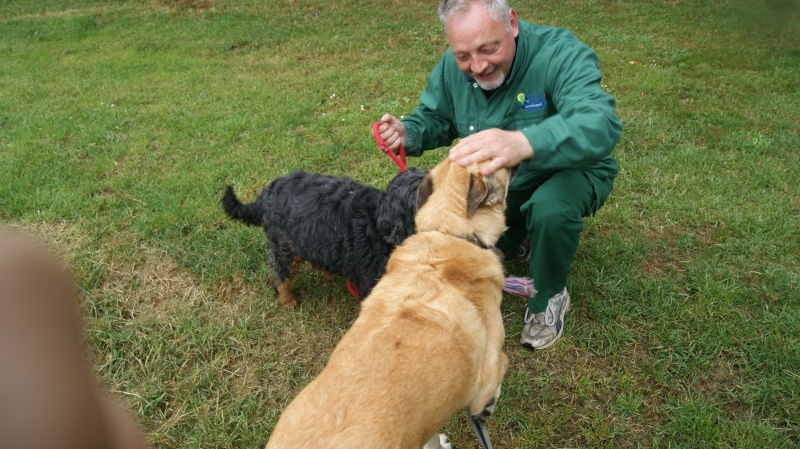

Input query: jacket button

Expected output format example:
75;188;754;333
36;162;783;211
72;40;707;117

469;125;475;131
473;83;478;88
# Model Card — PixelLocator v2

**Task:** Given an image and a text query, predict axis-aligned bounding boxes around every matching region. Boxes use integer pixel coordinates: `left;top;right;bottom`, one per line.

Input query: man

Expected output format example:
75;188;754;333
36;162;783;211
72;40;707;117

377;0;621;350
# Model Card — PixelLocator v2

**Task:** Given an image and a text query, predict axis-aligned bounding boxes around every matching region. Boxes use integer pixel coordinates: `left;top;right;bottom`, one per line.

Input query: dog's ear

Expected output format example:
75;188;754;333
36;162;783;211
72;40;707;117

377;202;412;245
483;174;507;208
378;168;426;245
416;174;434;211
466;173;490;218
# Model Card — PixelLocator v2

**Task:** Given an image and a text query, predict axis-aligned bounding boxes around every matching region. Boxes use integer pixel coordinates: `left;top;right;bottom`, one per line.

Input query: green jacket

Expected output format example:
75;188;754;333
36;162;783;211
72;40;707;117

402;19;621;183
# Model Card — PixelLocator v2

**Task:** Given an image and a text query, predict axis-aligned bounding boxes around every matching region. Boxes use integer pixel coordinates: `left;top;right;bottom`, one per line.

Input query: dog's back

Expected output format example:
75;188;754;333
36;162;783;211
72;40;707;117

222;171;377;227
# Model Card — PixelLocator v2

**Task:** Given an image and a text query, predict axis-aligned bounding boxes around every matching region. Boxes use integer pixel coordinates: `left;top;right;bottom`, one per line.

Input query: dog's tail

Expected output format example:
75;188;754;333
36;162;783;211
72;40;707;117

221;185;263;227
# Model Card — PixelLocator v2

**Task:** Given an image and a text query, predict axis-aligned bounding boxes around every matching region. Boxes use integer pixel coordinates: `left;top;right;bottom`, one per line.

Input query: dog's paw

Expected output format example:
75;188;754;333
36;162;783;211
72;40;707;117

277;294;299;308
276;285;300;308
473;391;499;424
471;382;502;423
422;433;451;449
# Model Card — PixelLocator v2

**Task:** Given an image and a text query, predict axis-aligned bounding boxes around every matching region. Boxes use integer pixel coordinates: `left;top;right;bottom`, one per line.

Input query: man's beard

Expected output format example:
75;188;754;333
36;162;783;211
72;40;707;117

473;68;506;90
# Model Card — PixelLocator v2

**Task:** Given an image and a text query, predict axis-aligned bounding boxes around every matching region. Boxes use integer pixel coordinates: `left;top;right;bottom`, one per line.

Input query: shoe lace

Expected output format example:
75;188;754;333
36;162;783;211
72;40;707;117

524;294;560;326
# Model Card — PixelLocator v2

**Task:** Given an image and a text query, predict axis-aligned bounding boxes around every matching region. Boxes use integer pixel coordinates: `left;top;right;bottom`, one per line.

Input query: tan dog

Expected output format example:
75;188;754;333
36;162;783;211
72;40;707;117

265;158;514;449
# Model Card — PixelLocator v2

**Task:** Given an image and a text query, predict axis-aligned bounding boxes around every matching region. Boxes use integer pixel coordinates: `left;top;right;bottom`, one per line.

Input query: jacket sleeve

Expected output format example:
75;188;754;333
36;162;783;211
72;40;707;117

520;42;622;171
400;55;460;156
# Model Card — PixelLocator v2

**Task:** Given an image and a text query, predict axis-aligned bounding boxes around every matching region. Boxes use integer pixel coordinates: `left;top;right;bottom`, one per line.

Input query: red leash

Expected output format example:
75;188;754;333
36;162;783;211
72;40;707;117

372;121;406;172
346;279;360;298
345;122;409;299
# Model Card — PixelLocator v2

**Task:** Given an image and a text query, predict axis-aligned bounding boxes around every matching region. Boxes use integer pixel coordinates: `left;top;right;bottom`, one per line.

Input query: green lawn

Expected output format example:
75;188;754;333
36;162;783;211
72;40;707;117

1;1;798;447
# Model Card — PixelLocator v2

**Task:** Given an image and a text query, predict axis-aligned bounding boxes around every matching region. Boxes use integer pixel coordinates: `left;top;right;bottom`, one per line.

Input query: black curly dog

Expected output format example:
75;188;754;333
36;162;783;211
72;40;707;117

221;168;426;307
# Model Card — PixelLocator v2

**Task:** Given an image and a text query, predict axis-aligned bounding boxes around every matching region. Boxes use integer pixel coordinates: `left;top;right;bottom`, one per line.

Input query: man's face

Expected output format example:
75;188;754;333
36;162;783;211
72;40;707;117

445;4;519;91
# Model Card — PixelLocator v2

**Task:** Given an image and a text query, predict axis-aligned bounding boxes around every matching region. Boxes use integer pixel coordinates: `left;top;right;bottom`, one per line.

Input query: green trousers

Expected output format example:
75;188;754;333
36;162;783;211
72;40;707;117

497;169;615;313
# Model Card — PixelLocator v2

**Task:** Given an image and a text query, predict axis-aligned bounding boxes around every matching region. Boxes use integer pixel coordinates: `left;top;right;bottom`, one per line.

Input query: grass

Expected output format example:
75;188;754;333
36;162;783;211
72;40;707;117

1;0;799;447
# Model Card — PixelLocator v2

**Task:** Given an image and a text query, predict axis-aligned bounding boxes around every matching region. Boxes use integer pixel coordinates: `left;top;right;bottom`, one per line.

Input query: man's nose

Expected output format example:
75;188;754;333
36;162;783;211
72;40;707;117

471;57;489;75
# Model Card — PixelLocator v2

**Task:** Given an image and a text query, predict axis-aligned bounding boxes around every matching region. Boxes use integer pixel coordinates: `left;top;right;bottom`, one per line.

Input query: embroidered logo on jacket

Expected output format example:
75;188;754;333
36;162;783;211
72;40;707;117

517;93;547;112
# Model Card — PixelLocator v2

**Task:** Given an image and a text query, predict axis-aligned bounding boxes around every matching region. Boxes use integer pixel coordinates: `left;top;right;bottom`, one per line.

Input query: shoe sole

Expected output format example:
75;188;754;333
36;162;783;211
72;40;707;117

521;291;571;351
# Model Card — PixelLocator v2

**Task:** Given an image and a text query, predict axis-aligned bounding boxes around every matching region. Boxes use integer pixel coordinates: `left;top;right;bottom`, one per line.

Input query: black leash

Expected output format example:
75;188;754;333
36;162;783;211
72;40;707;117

465;408;494;449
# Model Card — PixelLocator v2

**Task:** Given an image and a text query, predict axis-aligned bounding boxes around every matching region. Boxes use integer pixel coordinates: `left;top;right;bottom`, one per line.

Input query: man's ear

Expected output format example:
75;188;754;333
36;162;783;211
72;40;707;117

509;8;520;38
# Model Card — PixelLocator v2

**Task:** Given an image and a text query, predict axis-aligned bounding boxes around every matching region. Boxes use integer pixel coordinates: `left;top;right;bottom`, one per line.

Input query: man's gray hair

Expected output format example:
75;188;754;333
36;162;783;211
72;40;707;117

438;0;512;31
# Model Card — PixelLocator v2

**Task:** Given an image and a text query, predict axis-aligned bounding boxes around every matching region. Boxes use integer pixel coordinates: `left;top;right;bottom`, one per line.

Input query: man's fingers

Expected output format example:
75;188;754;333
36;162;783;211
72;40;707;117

386;133;401;151
449;143;506;175
449;139;478;161
479;158;502;176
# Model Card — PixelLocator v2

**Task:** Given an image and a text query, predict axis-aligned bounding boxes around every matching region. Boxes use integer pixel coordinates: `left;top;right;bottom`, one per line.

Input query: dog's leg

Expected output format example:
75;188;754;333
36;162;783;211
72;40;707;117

272;257;301;308
472;384;502;424
267;231;301;308
312;265;336;282
422;433;451;449
469;352;508;422
275;277;299;308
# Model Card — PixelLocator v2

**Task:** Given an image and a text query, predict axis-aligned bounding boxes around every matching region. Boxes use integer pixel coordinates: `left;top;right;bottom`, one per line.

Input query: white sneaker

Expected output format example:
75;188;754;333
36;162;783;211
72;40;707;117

520;287;570;350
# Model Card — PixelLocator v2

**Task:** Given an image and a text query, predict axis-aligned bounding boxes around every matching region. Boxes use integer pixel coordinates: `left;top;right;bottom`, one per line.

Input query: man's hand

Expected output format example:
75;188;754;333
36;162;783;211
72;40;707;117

377;114;405;153
448;129;533;176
